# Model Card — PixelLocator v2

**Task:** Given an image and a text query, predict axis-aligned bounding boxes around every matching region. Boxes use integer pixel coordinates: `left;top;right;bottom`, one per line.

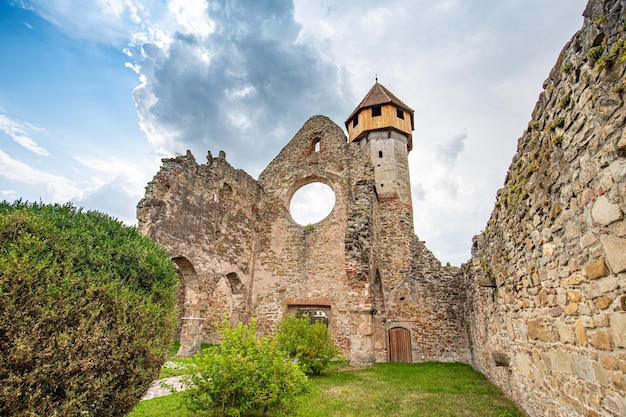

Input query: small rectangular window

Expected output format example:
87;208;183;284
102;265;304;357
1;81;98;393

396;106;404;119
379;151;383;158
372;105;381;117
352;116;358;127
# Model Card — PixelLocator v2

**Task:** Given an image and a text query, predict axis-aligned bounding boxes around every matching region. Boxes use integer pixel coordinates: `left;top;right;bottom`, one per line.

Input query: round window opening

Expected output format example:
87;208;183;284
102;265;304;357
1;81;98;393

289;182;336;225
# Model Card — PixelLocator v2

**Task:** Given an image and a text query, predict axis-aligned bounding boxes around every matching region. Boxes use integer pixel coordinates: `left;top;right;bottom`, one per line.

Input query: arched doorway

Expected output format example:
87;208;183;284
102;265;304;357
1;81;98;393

172;256;204;357
389;327;412;363
226;272;246;324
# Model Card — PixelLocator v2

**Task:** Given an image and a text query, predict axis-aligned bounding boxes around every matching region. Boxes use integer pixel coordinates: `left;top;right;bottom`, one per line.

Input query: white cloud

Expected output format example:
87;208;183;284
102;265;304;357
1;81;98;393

0;150;84;202
0;113;49;156
74;155;149;197
168;0;214;38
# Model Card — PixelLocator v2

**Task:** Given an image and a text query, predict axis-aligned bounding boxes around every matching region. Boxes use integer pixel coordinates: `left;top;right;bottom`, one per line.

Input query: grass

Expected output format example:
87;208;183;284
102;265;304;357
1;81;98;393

159;342;212;378
129;361;524;417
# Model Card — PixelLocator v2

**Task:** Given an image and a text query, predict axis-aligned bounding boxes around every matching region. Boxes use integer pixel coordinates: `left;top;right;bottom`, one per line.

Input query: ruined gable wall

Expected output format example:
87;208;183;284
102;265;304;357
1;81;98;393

463;1;626;415
137;151;263;347
253;116;372;362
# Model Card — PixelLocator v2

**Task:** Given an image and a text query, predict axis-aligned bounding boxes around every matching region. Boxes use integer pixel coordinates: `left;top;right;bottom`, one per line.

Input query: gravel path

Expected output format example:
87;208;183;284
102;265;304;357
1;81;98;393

141;376;186;401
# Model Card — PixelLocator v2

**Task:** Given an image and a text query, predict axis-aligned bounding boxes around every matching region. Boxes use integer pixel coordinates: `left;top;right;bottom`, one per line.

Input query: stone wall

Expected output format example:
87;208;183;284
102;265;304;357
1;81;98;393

463;1;626;415
137;150;263;354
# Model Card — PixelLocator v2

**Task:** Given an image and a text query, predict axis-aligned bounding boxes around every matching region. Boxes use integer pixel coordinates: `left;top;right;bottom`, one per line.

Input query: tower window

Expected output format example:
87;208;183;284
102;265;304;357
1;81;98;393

352;116;358;128
396;106;404;119
379;151;383;158
372;105;381;117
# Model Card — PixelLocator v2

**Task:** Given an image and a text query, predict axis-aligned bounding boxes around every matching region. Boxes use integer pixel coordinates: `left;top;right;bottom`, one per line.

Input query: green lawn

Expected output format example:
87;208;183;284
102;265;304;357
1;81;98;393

129;362;523;417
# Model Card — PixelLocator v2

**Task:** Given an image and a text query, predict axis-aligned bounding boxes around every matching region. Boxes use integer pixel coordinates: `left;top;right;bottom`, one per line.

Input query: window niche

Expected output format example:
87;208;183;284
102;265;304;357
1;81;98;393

310;137;321;154
372;105;382;117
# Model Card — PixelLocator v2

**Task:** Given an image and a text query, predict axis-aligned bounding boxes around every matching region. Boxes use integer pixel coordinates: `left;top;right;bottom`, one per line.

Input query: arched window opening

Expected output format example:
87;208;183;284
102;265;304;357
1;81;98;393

310;137;322;154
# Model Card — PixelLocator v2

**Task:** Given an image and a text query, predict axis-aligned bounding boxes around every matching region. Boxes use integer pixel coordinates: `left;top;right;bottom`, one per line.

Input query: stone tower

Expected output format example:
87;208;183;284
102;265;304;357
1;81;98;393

345;81;415;206
345;82;418;308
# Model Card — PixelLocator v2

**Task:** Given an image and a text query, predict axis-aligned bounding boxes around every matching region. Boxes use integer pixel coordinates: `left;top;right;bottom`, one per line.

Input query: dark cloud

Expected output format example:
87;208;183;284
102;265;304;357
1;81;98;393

133;0;351;175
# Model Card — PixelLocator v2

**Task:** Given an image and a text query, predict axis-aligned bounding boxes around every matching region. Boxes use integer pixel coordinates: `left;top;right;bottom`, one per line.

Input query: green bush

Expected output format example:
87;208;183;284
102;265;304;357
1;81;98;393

0;201;179;416
182;317;308;417
275;315;340;375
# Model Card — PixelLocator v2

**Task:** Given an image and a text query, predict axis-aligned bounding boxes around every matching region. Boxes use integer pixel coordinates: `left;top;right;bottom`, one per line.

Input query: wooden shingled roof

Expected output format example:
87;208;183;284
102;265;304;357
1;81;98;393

345;82;414;127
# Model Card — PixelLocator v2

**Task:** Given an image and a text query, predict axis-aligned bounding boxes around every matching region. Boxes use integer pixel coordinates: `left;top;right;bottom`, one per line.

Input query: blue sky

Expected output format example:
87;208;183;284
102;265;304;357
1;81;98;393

0;0;587;265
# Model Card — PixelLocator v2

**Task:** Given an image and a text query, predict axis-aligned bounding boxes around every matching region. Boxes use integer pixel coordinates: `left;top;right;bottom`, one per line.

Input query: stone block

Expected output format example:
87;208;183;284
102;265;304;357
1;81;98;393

543;243;557;257
589;330;613;351
564;302;579;315
600;353;619;370
616;220;626;237
575;319;588;346
609;313;626;348
600;235;626;273
567;289;582;302
556;319;576;344
588;276;619;299
592;196;622;226
527;318;548;341
592;360;611;387
580;231;598;248
554;352;575;375
572;354;594;381
593;313;609;327
594;295;613;310
585;257;609;279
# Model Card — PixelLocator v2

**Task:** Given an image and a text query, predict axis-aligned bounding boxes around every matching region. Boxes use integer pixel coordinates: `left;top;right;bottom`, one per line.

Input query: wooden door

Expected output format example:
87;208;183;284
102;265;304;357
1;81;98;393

389;327;412;363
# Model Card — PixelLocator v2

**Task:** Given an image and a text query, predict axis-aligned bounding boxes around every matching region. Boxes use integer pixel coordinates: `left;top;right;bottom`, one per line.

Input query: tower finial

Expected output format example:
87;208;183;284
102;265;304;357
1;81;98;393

375;74;378;83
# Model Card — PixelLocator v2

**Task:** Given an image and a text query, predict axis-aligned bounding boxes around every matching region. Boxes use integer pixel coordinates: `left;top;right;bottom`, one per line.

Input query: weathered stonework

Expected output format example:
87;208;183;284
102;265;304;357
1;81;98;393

463;1;626;415
138;103;469;365
138;1;626;414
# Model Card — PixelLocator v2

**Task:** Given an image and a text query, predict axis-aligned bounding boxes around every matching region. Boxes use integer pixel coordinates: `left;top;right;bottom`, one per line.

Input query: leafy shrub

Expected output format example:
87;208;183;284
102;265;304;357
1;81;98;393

182;316;308;417
275;315;340;375
0;201;178;417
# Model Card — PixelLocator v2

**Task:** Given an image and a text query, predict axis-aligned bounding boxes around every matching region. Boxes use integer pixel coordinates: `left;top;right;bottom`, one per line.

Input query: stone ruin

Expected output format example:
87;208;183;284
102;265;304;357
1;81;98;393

138;1;626;415
137;81;469;368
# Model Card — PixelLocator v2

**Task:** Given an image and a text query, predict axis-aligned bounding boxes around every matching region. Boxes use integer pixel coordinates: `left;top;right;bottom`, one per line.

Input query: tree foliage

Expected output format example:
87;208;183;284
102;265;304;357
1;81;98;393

183;316;308;417
0;201;179;416
274;315;340;375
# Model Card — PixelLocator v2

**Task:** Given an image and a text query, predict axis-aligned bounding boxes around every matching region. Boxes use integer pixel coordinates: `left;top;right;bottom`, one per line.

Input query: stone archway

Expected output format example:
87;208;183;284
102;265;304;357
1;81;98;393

172;256;204;357
207;271;248;338
226;272;246;324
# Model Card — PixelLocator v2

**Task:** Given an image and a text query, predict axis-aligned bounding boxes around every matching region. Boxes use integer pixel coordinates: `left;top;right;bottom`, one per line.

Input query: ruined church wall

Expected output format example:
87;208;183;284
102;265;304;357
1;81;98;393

137;151;263;345
252;116;372;360
463;1;626;415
